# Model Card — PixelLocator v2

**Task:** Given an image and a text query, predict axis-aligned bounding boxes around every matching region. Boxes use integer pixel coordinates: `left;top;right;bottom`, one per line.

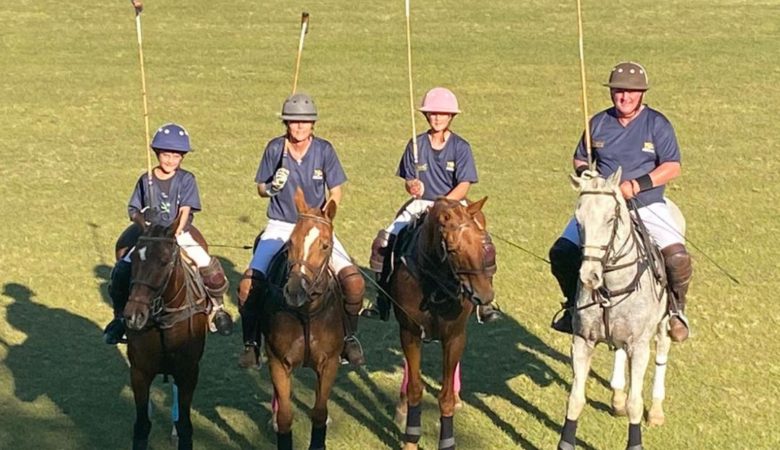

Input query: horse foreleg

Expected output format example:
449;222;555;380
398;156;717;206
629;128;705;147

438;336;466;450
648;318;672;427
130;368;153;450
626;343;651;449
270;359;294;450
558;336;595;450
173;367;199;450
611;348;628;416
309;358;339;450
400;328;423;450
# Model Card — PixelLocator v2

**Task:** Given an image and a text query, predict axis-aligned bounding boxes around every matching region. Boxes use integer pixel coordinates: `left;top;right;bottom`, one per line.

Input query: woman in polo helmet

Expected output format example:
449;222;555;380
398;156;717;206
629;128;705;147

103;123;234;344
237;93;366;368
549;61;693;342
367;87;500;323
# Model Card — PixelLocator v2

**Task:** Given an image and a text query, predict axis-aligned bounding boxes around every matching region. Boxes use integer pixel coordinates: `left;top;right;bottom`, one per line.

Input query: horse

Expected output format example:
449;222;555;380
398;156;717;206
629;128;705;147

261;189;349;450
124;214;209;450
388;197;496;450
558;168;678;450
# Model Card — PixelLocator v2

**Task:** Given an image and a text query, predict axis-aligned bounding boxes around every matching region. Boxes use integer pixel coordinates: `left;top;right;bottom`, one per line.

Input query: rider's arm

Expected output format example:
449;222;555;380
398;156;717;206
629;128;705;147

445;181;471;201
257;182;272;198
175;206;191;235
639;161;681;189
327;184;343;207
573;159;589;176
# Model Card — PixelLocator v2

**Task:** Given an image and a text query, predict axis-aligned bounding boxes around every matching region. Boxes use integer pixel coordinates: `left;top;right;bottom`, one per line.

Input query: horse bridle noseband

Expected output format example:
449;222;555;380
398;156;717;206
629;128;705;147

129;236;181;317
579;190;634;269
286;213;334;299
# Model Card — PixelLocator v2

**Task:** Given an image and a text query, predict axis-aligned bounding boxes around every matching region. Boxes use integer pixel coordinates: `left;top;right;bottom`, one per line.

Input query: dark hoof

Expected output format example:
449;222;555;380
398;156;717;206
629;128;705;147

238;343;261;369
213;310;234;336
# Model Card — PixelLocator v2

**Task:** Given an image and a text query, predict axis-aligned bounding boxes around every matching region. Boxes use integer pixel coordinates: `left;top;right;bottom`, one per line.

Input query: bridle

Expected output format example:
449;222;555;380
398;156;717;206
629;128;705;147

286;213;334;300
128;236;181;318
579;189;636;271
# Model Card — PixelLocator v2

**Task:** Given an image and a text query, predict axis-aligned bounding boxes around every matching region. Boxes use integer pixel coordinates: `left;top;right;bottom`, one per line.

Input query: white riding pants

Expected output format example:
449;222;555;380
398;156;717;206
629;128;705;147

248;219;353;275
561;199;684;250
122;231;211;268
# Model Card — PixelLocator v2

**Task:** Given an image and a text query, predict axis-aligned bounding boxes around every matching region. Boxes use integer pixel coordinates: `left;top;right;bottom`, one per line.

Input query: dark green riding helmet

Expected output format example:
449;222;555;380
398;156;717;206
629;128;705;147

604;61;649;91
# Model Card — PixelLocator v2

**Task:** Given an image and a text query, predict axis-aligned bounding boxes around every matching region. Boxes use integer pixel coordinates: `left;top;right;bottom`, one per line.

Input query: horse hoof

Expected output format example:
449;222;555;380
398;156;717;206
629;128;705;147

611;390;627;416
646;406;665;426
394;406;407;427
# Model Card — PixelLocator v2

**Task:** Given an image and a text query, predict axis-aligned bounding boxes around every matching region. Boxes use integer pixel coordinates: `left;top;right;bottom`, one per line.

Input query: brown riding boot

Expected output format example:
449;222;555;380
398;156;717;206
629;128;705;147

662;244;693;342
338;265;366;366
200;257;234;336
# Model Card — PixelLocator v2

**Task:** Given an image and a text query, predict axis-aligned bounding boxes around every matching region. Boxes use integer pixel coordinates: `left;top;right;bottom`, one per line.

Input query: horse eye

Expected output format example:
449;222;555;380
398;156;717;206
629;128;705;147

321;242;331;250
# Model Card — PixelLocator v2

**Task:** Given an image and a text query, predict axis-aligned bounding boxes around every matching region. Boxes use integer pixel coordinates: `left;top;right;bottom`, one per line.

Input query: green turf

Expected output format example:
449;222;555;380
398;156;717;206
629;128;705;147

1;0;779;448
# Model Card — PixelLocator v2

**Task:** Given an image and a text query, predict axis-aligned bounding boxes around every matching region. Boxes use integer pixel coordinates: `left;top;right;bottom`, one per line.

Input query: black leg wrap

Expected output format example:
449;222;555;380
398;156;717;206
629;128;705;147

309;424;327;450
404;403;422;444
627;423;642;448
559;418;577;449
439;415;455;450
277;430;293;450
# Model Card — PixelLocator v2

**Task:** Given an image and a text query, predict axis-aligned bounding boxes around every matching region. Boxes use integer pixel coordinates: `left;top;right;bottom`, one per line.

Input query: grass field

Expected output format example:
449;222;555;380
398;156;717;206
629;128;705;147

1;0;779;448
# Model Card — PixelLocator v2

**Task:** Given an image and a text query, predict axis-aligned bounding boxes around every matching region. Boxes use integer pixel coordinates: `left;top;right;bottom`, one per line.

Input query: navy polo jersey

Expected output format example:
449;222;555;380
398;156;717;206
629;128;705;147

128;169;200;228
256;136;347;223
575;106;681;205
397;131;478;200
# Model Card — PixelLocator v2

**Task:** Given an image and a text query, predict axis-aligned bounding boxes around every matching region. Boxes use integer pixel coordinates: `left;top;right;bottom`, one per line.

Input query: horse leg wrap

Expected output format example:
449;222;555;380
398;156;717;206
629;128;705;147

439;415;455;450
338;266;365;318
200;257;229;302
277;431;293;450
309;424;327;450
404;403;422;444
558;418;577;449
549;238;582;308
627;422;642;449
109;260;132;317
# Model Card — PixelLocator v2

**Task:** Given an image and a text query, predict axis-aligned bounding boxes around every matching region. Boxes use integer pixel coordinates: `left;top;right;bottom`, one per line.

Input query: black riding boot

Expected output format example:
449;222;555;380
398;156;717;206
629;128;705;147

200;257;234;336
103;260;131;344
237;269;267;368
364;230;394;322
662;244;693;342
549;238;582;334
339;266;366;366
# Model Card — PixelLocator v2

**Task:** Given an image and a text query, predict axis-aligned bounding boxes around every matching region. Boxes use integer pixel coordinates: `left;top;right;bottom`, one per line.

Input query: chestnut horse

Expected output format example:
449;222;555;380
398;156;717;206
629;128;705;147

262;190;348;450
124;215;208;450
390;197;496;450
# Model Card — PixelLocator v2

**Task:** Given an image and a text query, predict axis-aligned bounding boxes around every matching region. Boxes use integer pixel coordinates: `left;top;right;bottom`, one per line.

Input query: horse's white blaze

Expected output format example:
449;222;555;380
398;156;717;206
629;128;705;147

301;227;320;276
138;246;147;262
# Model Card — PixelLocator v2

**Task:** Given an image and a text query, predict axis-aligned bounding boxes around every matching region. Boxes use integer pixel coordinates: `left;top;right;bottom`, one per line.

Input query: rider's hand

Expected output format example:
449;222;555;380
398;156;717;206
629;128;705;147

580;169;599;180
619;180;638;200
407;179;425;199
131;0;143;13
268;168;290;196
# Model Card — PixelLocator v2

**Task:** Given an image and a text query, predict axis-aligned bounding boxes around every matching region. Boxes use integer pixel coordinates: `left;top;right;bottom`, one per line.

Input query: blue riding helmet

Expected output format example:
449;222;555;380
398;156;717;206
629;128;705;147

151;123;192;153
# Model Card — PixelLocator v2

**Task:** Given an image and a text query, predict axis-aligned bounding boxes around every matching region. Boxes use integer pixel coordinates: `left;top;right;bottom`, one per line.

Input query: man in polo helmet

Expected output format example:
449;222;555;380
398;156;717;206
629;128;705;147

549;61;694;342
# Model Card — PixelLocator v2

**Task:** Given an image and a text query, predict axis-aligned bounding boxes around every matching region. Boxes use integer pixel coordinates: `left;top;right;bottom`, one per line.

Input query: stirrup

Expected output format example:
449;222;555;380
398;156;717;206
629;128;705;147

341;335;365;366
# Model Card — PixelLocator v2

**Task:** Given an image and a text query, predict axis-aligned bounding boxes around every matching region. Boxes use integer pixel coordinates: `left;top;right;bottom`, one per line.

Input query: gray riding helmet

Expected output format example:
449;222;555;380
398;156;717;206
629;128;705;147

604;61;649;91
280;93;318;121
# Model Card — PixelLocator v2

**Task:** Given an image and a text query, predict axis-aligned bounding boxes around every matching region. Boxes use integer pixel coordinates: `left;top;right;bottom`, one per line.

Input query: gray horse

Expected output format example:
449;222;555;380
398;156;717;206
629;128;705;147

558;168;680;450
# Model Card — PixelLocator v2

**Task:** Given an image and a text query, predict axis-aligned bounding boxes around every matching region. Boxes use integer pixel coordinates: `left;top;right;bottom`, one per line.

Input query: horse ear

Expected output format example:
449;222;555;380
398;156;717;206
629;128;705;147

323;199;337;221
569;174;582;190
466;196;487;216
294;187;309;213
607;167;623;187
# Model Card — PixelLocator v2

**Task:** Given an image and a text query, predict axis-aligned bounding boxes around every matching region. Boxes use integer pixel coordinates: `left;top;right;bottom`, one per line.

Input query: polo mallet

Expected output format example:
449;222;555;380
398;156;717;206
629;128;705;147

404;0;420;178
131;0;153;187
292;12;310;95
575;0;593;170
284;12;310;165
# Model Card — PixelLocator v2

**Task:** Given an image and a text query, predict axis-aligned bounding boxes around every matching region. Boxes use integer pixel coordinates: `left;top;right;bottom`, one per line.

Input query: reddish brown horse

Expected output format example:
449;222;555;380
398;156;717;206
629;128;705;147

390;197;496;450
124;214;208;450
262;189;349;450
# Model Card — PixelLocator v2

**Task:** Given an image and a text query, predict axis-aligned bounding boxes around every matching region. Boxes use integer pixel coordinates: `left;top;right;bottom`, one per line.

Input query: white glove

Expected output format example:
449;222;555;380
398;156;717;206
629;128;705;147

268;168;290;196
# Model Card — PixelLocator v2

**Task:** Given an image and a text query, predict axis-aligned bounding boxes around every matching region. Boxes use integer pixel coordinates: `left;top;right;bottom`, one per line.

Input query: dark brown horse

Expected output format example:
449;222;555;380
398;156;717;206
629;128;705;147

390;197;496;450
263;189;347;450
124;214;208;450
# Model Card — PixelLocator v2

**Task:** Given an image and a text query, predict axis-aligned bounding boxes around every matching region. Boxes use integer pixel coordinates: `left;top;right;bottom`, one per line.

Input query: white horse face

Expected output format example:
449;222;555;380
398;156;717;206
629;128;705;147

571;168;624;290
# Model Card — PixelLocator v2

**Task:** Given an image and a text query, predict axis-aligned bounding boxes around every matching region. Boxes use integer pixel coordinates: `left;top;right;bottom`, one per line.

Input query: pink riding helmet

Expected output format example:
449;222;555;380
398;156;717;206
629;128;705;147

419;87;460;114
